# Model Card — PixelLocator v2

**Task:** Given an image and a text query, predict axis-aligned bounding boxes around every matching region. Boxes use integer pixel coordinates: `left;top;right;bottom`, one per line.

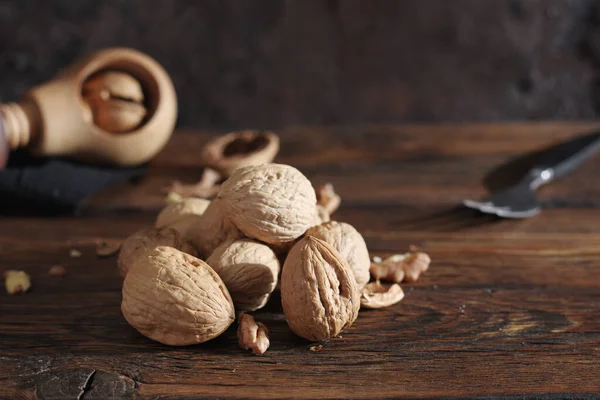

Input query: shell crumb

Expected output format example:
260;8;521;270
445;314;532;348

309;344;323;352
69;249;82;258
48;265;67;277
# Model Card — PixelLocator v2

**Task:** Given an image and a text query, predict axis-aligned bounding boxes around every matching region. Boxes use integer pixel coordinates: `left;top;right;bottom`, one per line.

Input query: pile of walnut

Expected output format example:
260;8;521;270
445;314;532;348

117;163;430;355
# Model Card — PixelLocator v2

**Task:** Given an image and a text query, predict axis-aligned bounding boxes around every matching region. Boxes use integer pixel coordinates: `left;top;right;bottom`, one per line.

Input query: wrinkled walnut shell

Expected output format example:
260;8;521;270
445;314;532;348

306;221;371;288
207;239;280;311
186;200;244;258
156;198;211;229
117;228;197;278
155;198;211;239
201;130;280;177
121;246;235;346
281;236;360;341
218;164;319;246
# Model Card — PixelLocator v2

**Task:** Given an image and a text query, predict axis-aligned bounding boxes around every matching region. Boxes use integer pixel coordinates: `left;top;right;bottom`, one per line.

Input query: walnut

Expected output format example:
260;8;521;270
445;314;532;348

237;312;270;355
185;200;244;258
360;282;404;309
281;236;360;341
117;228;197;278
82;71;147;133
155;197;211;238
306;221;370;288
121;246;235;346
206;239;280;311
3;270;31;294
370;252;431;283
156;198;211;228
217;164;319;246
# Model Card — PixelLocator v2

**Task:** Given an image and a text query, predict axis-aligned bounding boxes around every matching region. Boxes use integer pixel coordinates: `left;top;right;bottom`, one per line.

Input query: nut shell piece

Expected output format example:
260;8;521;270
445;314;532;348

207;239;280;311
218;164;319;245
121;246;235;346
306;221;371;288
281;236;360;341
360;282;404;309
201;130;280;177
117;228;197;278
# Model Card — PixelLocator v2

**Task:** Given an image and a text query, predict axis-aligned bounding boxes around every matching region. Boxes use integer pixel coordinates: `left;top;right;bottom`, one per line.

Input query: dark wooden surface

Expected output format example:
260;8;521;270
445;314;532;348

2;123;600;399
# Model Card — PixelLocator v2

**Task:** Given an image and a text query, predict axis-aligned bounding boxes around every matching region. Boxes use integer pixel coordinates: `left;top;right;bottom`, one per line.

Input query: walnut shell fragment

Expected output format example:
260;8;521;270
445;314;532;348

237;312;270;355
360;282;404;309
121;246;235;346
316;183;341;215
306;221;371;288
316;205;331;224
207;239;280;311
370;252;431;283
281;236;360;341
117;228;197;278
201;130;280;177
218;164;319;246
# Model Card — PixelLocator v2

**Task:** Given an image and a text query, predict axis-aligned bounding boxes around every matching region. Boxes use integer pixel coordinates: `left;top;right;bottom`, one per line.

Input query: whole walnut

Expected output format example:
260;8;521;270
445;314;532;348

186;200;244;258
121;246;235;346
155;198;211;228
206;239;280;311
306;221;370;288
217;164;319;246
117;228;196;278
155;198;211;238
187;163;318;257
281;236;360;341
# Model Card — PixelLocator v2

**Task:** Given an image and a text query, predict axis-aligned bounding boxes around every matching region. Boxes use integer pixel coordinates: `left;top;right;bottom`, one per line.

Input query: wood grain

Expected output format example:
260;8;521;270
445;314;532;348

2;123;600;399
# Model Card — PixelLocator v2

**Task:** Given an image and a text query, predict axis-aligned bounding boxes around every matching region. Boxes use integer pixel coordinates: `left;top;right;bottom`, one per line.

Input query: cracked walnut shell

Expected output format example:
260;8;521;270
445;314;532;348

306;221;371;288
281;236;360;341
121;246;235;346
217;164;319;246
207;239;280;311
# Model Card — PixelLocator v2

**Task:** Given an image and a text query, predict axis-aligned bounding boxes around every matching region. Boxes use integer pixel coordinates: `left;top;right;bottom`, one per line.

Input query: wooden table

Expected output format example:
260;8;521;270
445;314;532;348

2;123;600;399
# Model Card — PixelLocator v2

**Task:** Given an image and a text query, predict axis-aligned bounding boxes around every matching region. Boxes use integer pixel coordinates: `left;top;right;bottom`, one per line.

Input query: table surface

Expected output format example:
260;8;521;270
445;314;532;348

2;123;600;399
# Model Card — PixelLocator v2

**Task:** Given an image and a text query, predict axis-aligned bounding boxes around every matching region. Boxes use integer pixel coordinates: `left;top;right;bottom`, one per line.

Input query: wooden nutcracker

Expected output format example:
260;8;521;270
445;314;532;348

0;48;177;169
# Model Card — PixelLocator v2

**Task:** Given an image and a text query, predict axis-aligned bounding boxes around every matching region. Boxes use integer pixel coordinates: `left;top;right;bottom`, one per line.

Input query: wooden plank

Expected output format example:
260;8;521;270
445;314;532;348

2;124;600;399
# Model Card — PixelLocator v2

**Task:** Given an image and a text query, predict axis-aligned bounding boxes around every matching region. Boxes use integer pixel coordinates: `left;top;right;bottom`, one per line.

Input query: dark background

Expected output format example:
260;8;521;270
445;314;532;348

1;0;600;130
